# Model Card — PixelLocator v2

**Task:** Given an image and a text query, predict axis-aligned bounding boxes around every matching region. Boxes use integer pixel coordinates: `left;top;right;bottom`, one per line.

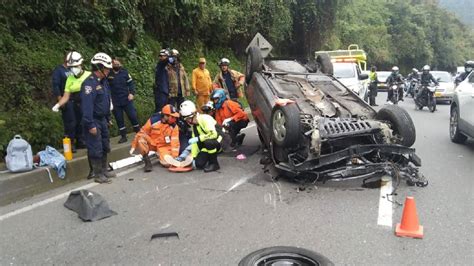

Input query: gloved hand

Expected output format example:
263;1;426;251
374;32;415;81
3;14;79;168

222;118;232;127
175;156;184;162
188;137;199;145
52;104;60;112
129;148;135;156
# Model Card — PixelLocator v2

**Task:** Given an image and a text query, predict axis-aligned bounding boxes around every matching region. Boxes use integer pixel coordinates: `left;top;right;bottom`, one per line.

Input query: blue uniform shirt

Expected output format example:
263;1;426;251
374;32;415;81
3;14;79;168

155;61;169;94
51;64;71;97
107;68;136;106
223;71;237;98
81;73;111;130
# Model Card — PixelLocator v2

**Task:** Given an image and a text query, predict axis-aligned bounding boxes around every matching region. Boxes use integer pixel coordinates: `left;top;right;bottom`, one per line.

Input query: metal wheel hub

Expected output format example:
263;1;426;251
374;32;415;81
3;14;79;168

272;110;287;142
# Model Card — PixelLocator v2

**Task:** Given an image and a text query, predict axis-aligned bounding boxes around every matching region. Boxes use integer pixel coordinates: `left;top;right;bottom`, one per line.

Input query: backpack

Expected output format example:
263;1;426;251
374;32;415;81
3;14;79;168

5;135;34;173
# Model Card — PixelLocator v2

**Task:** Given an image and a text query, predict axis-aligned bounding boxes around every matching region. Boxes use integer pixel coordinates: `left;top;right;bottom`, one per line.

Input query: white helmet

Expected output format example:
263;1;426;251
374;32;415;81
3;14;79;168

170;49;179;56
219;58;230;66
180;100;197;117
66;51;83;67
392;66;399;72
91;52;112;69
412;68;418;73
422;65;430;71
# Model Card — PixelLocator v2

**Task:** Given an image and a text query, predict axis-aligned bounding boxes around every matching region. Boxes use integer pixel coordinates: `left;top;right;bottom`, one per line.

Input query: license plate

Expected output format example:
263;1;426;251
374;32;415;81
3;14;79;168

435;92;442;97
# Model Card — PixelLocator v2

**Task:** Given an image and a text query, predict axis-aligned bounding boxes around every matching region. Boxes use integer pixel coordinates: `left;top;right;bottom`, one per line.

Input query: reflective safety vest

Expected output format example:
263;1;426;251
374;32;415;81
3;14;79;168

191;114;222;157
369;71;377;82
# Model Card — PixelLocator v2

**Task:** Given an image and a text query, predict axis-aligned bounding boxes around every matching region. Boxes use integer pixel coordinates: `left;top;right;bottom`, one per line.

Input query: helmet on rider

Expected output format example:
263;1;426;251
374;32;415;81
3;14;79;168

392;66;399;74
180;100;197;118
412;68;418;74
465;60;474;73
218;58;230;66
422;65;430;73
210;89;227;109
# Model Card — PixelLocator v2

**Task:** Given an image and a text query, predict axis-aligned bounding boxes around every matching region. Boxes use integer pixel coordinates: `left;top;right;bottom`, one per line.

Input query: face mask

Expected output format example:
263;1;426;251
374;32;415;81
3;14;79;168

168;57;175;64
466;67;472;72
70;66;82;76
112;66;121;71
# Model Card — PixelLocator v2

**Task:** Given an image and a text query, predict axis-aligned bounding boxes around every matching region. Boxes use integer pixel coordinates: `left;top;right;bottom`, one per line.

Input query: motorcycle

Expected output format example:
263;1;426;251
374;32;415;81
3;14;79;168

415;84;437;112
388;82;404;104
406;78;419;98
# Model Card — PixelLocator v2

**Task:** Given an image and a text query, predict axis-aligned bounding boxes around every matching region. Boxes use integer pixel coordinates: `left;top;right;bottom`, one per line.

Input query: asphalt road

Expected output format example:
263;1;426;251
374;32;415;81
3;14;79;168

1;92;473;265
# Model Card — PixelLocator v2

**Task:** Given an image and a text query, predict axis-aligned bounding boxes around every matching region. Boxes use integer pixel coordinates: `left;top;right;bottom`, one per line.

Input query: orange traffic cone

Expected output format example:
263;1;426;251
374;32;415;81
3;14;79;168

395;196;424;238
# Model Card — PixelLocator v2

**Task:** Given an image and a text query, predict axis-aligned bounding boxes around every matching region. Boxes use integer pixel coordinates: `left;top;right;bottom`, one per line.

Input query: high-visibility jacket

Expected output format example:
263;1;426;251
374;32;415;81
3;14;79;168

191;114;222;157
369;71;378;83
131;114;180;157
192;67;213;95
215;100;249;126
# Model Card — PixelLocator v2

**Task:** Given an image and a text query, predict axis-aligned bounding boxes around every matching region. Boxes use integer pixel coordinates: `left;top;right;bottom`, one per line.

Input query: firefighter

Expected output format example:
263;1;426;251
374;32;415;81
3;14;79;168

192;57;213;113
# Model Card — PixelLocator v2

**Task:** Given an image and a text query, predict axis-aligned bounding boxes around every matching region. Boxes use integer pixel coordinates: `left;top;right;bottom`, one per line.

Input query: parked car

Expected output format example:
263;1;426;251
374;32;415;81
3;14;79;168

376;71;391;90
450;71;474;144
333;62;369;102
244;44;427;186
431;71;455;103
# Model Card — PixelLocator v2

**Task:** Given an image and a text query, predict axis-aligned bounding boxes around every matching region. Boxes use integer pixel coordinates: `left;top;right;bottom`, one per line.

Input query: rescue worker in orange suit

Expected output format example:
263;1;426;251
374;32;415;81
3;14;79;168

192;58;213;113
213;58;245;101
129;104;180;172
211;89;249;148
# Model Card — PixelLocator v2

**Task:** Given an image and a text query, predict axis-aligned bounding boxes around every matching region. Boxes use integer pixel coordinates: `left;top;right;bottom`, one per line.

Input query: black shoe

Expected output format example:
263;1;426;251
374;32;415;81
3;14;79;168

91;158;111;184
204;163;220;172
118;136;128;144
94;175;112;184
236;133;246;146
102;155;116;178
144;155;153;172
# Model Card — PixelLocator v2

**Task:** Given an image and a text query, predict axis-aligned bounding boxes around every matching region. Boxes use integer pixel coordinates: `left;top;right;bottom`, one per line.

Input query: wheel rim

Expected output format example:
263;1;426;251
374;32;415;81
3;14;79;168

256;252;319;266
450;108;458;138
272;110;287;143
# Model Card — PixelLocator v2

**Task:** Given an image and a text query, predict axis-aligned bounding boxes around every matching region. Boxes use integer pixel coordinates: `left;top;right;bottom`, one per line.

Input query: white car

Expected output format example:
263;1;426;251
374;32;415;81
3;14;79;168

431;71;455;103
450;71;474;144
333;62;369;101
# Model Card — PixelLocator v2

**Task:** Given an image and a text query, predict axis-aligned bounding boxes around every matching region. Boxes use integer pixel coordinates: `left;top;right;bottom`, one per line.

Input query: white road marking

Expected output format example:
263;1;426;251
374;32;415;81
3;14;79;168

377;176;393;227
0;166;139;222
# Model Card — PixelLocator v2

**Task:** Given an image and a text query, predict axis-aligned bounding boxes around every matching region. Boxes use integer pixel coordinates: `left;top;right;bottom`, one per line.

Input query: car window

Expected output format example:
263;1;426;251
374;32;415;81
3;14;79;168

376;72;391;82
431;72;452;82
333;63;355;79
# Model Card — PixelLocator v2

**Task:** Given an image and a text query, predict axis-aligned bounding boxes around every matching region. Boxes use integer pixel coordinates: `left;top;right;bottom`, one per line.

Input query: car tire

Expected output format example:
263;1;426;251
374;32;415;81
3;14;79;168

239;246;334;266
376;105;416;147
245;46;263;84
450;105;467;144
316;53;333;75
271;104;300;148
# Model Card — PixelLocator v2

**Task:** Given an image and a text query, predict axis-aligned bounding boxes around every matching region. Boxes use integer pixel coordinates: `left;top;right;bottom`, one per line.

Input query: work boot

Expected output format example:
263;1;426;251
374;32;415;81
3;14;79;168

102;155;116;178
236;133;246;146
143;154;153;172
91;158;111;184
118;129;128;144
204;155;220;172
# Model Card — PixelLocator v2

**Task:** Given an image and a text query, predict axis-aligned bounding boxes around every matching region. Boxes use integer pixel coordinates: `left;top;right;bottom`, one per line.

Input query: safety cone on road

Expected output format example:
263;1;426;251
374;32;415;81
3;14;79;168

395;196;424;239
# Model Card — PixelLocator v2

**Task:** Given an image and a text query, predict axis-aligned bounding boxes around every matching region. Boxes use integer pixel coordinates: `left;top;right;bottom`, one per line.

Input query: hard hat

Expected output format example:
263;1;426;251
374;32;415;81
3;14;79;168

180;100;197;117
159;49;169;56
392;66;399;72
211;89;227;109
91;52;113;69
66;51;83;67
199;58;206;63
171;49;179;56
161;104;180;118
422;65;430;71
219;58;230;66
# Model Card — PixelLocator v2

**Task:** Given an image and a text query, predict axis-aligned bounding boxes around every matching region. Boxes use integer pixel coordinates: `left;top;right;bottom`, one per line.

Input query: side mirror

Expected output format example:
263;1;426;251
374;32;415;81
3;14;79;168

359;74;369;80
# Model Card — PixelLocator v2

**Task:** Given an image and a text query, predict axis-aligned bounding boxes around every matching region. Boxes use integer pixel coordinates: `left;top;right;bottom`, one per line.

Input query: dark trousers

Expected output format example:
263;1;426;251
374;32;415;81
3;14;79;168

84;118;110;159
61;101;83;143
195;139;221;169
112;101;140;135
228;120;249;144
154;91;169;113
368;83;378;106
169;95;185;111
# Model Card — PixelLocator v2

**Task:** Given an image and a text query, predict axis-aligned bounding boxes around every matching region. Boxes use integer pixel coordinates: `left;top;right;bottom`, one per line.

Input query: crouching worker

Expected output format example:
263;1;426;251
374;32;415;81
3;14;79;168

130;104;180;172
180;100;222;172
211;89;249;148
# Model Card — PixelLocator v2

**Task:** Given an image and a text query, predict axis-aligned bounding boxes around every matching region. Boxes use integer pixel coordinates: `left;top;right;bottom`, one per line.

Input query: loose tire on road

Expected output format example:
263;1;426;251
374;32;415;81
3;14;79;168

316;53;333;75
245;46;263;84
376;105;416;147
239;246;334;266
271;104;300;148
450;105;467;144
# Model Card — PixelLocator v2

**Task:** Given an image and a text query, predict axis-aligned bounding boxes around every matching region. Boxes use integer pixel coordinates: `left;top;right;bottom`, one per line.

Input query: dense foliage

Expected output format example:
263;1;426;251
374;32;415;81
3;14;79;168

0;0;472;158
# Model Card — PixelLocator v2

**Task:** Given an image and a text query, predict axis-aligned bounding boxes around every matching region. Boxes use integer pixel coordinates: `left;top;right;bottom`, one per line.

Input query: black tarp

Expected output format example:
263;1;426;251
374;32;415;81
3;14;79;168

64;189;117;222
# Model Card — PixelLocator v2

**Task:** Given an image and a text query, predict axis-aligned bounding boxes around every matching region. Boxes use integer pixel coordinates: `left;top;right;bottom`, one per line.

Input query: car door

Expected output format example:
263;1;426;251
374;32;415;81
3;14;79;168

457;72;474;135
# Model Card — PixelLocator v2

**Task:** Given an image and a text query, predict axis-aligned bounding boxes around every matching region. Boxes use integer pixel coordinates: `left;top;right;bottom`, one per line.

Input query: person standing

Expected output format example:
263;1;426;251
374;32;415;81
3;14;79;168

166;49;191;110
213;58;245;101
192;58;213;113
81;53;116;184
52;51;88;152
154;49;170;113
368;66;379;106
108;57;140;143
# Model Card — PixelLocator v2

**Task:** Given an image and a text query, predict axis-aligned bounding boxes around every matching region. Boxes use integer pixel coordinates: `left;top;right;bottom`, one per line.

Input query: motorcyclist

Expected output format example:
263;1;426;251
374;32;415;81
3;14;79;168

385;66;404;103
455;60;473;86
405;68;419;97
415;65;439;104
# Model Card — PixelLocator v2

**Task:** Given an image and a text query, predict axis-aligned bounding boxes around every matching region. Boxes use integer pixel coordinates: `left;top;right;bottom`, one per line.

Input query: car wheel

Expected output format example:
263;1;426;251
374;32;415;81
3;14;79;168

239;246;334;266
316;53;333;75
245;46;263;84
376;105;416;147
450;105;467;144
271;104;300;148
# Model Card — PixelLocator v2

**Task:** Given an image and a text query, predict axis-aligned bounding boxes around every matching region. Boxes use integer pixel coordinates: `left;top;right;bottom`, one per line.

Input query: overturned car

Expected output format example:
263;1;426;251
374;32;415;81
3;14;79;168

244;44;427;186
